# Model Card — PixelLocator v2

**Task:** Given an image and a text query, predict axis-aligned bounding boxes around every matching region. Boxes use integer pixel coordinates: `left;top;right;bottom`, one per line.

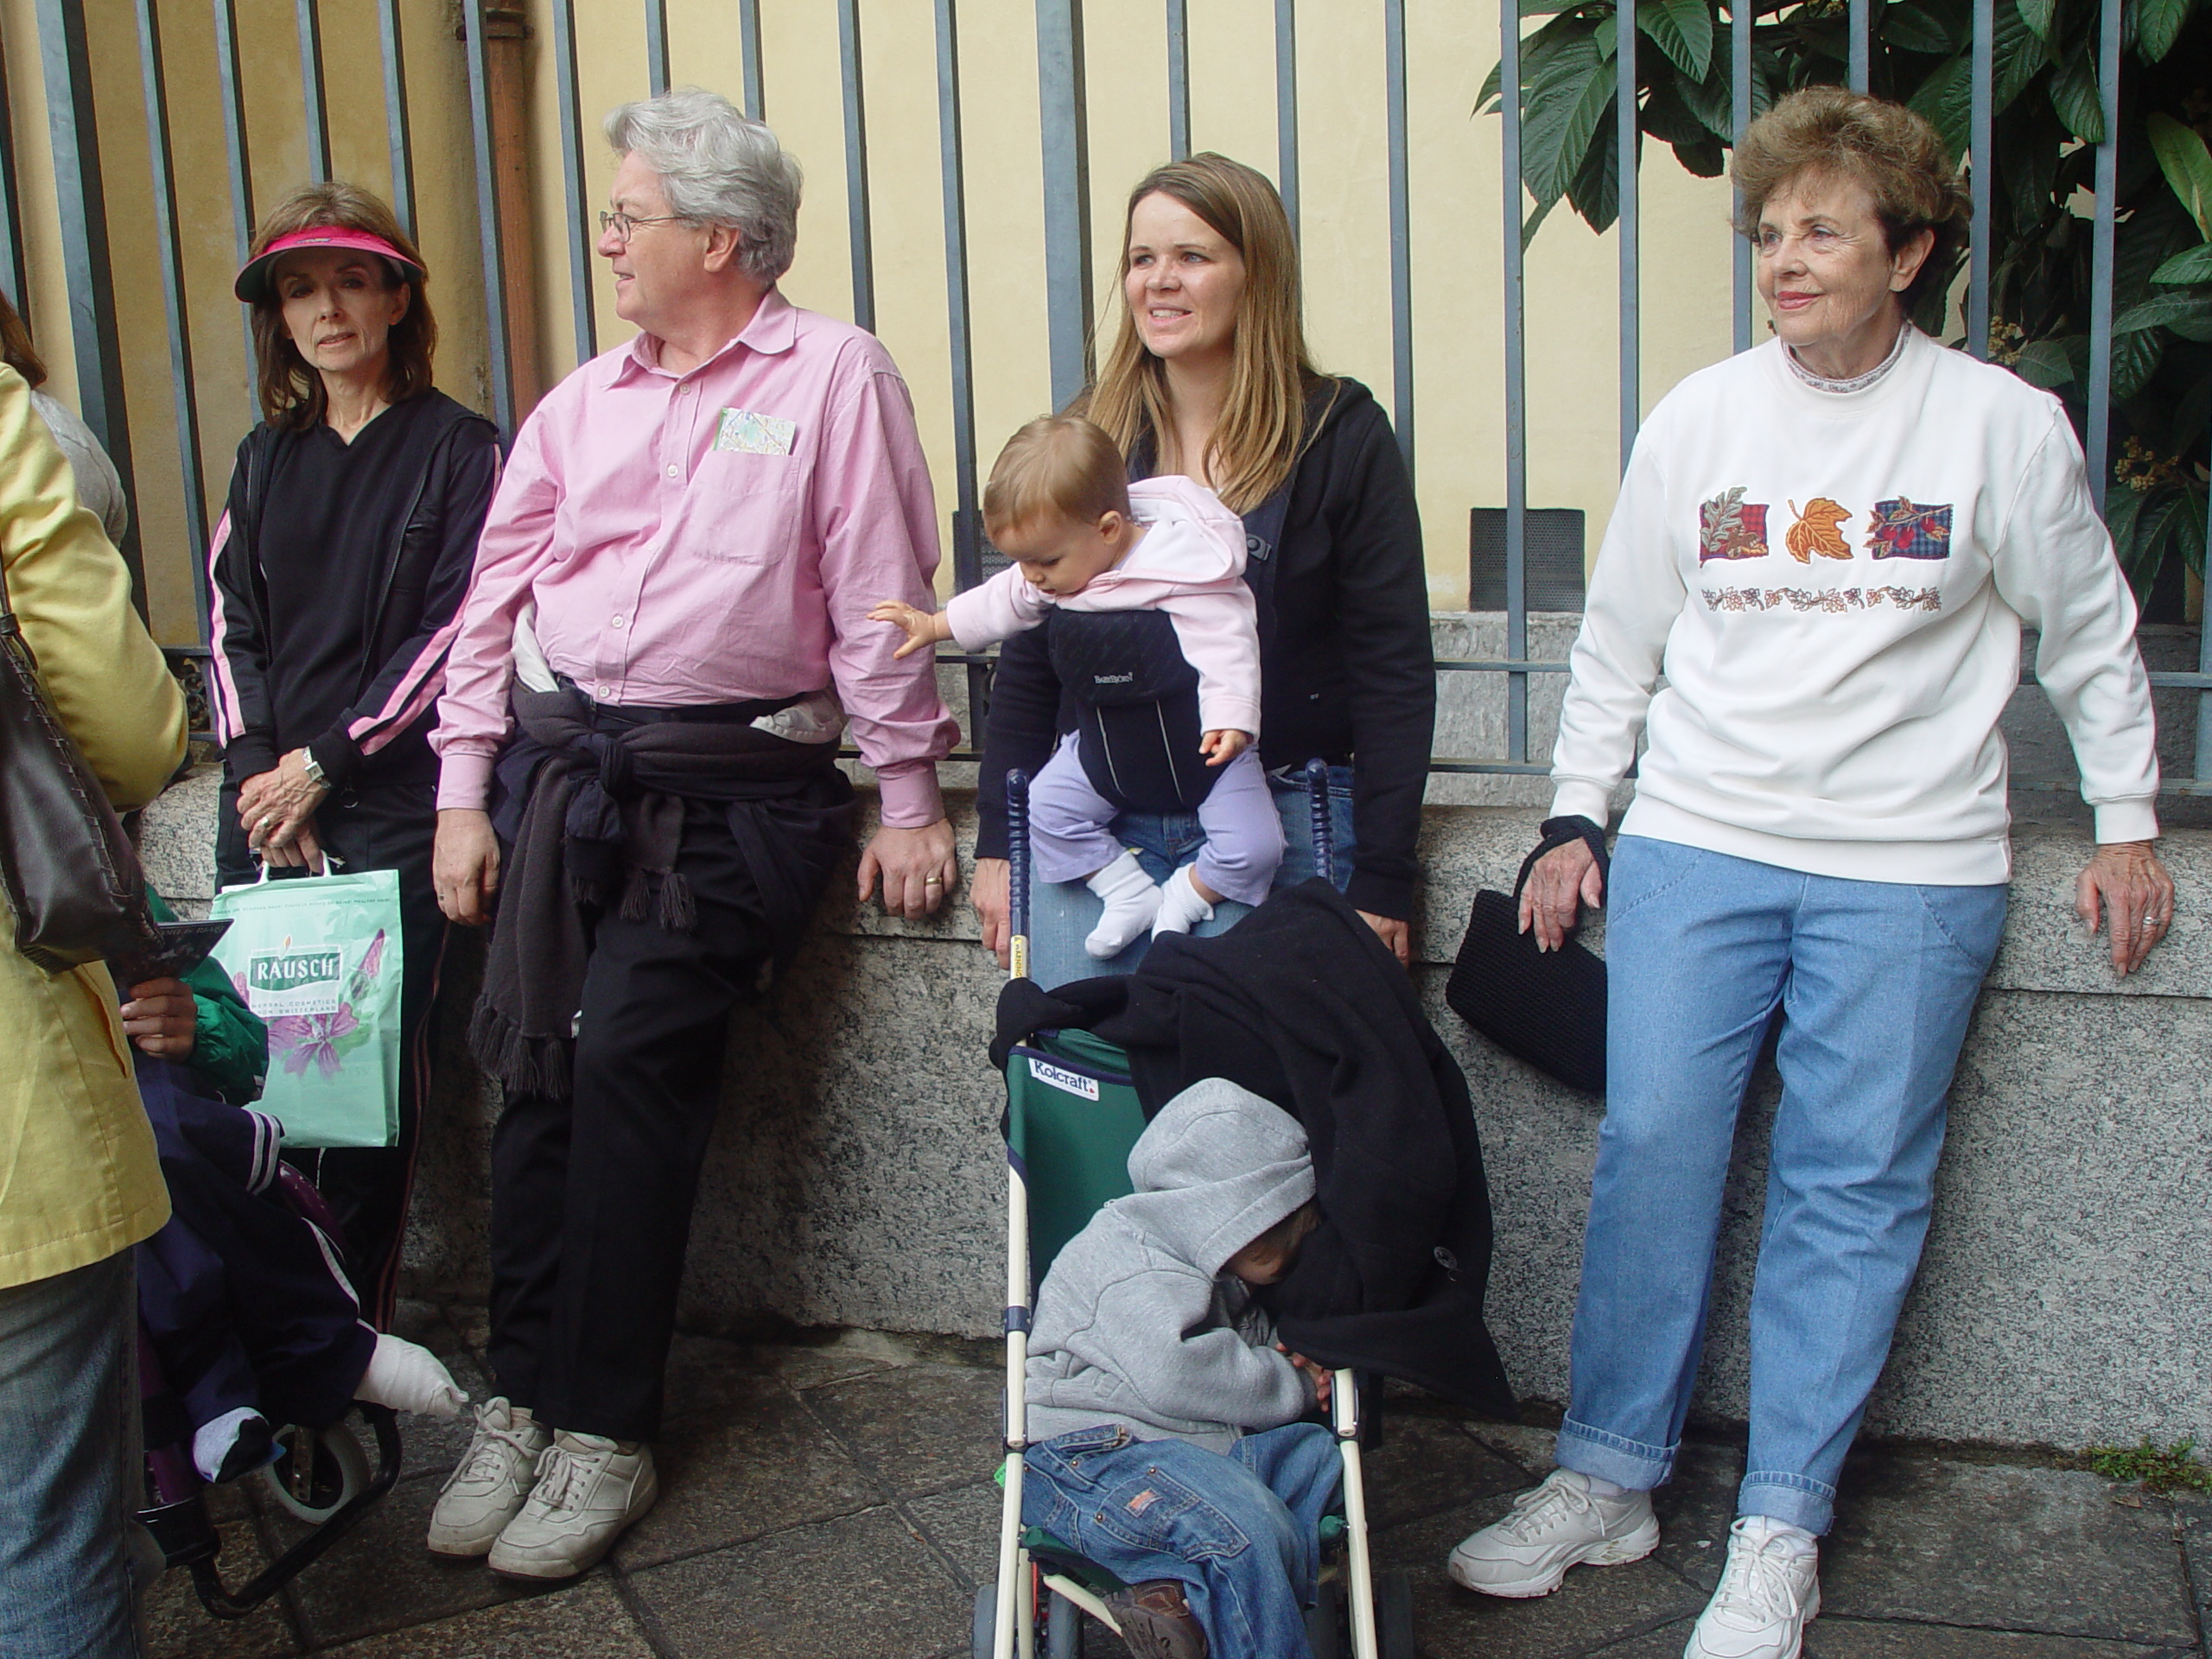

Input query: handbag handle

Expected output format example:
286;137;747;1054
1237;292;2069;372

1510;815;1611;903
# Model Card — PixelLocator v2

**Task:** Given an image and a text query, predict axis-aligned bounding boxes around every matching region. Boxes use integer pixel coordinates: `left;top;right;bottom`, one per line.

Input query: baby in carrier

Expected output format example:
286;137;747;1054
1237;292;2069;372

873;414;1282;957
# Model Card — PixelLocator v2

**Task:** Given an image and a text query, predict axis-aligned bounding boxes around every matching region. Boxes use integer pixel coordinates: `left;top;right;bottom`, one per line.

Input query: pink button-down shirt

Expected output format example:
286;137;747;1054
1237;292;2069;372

431;290;957;825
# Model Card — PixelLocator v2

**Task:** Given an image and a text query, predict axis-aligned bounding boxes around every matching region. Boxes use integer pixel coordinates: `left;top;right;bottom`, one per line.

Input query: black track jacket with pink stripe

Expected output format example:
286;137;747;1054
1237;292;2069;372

208;391;500;792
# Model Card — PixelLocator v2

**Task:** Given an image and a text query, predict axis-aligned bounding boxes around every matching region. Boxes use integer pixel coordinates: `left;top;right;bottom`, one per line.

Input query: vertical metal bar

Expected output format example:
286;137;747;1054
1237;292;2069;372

1036;0;1092;410
839;0;876;333
1847;0;1871;91
740;0;766;120
2084;0;2120;512
462;0;516;434
1274;0;1299;237
935;0;990;728
1967;0;1993;357
1616;0;1639;472
550;0;597;365
645;0;671;97
377;0;417;237
2196;469;2212;789
33;0;143;605
1166;0;1190;160
1383;0;1414;471
135;0;212;635
0;27;29;308
213;0;259;411
1731;0;1752;354
296;0;331;181
1501;0;1529;760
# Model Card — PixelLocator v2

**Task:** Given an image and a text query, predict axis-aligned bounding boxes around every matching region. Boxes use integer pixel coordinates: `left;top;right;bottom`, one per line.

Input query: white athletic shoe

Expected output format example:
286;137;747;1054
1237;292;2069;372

1682;1516;1821;1659
426;1398;550;1558
1446;1468;1660;1598
486;1431;657;1580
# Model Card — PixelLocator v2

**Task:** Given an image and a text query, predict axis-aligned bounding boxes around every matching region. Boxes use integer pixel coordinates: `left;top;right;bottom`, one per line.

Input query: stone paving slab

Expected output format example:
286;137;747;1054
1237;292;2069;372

142;1516;301;1659
318;1578;654;1657
625;1506;969;1659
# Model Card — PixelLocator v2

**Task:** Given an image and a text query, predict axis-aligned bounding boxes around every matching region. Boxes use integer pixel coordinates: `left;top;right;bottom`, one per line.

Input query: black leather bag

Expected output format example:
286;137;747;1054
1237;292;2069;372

1445;816;1610;1095
0;556;222;982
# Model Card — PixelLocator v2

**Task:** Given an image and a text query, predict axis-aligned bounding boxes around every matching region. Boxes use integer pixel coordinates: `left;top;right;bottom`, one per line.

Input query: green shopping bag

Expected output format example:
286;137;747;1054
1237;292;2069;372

209;867;404;1148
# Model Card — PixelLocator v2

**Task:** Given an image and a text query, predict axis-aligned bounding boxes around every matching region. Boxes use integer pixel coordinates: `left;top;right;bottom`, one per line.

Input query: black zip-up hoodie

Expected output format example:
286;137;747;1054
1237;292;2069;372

977;376;1433;919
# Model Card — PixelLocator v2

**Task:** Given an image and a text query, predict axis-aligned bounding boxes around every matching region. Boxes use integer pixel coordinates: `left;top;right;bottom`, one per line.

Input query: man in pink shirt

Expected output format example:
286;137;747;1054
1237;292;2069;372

424;88;957;1579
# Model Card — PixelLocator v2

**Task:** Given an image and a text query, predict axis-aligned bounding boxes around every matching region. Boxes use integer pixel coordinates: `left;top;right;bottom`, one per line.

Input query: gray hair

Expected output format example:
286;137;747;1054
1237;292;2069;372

603;87;802;285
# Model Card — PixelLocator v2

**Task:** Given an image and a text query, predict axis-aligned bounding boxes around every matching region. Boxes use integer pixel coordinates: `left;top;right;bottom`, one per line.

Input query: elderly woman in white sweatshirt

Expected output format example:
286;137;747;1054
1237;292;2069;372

1446;89;2172;1658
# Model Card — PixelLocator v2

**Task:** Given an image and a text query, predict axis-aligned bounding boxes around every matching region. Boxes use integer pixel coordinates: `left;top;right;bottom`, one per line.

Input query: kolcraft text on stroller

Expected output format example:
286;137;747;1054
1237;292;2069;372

135;1158;404;1618
981;760;1414;1659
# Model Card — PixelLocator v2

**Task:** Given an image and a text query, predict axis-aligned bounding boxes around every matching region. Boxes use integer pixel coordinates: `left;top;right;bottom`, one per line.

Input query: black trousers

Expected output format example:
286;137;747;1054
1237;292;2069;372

486;800;776;1442
217;779;448;1328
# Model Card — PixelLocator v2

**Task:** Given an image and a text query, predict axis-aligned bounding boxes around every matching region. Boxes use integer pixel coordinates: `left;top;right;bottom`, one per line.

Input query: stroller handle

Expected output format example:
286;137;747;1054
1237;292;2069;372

1305;757;1334;878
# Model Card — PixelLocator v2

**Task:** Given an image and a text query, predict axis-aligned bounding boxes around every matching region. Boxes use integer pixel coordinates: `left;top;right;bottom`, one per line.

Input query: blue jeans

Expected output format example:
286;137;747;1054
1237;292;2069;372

0;1250;144;1658
1023;1422;1343;1659
1020;765;1356;990
1556;836;2006;1535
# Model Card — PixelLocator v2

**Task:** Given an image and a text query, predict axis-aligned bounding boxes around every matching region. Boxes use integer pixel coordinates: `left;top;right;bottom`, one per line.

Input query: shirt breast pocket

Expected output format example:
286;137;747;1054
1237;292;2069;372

690;450;802;564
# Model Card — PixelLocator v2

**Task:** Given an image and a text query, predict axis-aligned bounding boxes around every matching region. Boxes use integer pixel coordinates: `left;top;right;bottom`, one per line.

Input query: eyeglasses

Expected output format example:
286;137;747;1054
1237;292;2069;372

598;210;688;242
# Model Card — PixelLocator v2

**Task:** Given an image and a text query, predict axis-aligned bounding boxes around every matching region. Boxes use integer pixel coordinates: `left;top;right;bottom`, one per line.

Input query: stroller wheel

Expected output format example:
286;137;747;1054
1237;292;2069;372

258;1420;371;1524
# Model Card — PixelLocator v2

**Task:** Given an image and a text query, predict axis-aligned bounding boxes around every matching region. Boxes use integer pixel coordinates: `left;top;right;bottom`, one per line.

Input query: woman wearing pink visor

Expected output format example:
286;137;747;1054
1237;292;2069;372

207;182;502;1326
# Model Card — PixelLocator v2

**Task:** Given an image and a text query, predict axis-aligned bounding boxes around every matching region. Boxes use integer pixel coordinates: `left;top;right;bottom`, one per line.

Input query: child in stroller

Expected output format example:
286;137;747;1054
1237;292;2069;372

123;892;463;1489
1021;1077;1342;1658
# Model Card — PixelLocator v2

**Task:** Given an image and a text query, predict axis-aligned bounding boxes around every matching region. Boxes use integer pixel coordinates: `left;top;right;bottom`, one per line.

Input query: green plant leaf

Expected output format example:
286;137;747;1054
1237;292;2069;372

2151;243;2212;284
2048;44;2104;144
1909;53;1975;161
2012;336;2078;387
2148;112;2212;239
2110;326;2164;399
2014;0;2057;43
1521;34;1617;207
1883;3;1958;53
1990;2;2052;115
2102;476;2150;581
1637;0;1715;79
1566;105;1624;230
2134;0;2197;60
1521;192;1561;251
2113;290;2212;333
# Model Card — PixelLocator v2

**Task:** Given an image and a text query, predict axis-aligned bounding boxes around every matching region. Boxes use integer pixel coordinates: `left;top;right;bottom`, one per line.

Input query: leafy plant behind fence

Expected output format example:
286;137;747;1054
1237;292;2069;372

1485;0;2211;606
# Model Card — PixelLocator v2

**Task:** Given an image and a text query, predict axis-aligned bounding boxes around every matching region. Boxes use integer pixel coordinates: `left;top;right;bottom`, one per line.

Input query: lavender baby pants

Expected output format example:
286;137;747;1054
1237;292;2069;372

1028;731;1283;907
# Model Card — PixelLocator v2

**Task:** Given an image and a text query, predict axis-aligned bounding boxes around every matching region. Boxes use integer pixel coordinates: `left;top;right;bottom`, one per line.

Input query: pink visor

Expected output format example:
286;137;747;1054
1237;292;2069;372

233;228;425;303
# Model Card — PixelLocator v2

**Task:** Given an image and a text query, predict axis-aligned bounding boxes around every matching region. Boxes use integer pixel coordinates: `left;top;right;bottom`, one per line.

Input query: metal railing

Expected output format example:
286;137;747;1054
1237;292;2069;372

1;1;2204;796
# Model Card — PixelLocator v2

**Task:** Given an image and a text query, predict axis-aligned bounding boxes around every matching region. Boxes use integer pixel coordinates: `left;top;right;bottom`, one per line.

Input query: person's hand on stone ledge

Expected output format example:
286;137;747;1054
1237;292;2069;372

858;817;958;920
2075;840;2177;977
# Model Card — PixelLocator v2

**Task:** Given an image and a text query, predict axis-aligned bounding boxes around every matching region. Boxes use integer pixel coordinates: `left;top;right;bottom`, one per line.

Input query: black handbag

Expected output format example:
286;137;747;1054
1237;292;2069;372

1445;816;1610;1095
0;554;224;982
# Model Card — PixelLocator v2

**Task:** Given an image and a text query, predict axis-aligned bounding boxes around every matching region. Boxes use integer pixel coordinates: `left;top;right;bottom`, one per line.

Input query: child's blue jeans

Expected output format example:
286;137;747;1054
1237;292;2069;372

1022;1421;1342;1659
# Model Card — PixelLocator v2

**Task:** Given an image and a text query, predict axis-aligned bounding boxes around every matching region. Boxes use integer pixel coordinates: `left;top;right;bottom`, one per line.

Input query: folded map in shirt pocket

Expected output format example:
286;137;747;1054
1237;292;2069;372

715;407;798;455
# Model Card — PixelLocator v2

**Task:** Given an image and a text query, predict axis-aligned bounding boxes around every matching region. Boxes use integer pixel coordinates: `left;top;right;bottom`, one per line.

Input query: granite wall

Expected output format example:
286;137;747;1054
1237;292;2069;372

141;678;2212;1456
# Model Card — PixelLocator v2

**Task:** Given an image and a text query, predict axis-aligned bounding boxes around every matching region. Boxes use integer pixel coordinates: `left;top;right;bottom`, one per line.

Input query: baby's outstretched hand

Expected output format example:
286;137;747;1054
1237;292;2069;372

1199;728;1251;767
868;600;947;660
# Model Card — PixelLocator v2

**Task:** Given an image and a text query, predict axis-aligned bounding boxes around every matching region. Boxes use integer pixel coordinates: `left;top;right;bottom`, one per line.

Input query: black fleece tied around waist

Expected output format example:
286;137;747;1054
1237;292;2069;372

469;682;855;1101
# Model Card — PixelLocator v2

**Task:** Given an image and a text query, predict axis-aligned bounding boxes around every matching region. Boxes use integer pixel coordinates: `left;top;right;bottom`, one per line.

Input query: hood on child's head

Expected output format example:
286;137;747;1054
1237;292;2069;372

1117;1077;1313;1278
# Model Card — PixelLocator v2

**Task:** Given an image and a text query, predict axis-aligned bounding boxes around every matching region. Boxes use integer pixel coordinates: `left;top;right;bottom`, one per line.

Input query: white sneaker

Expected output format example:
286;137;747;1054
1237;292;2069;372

1683;1516;1821;1659
486;1431;658;1580
1446;1468;1660;1598
426;1398;550;1557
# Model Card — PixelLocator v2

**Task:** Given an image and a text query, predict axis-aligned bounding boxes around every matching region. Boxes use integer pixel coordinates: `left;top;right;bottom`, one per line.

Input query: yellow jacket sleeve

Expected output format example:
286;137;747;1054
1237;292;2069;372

0;367;187;807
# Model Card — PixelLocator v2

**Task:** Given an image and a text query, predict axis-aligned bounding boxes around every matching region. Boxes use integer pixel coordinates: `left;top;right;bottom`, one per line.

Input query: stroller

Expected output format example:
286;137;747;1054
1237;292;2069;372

977;761;1415;1659
131;1066;404;1618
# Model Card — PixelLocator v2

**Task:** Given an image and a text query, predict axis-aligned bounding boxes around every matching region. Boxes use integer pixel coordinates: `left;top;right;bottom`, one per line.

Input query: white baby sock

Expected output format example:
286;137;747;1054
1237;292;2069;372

1151;865;1216;939
354;1332;468;1420
1085;849;1163;959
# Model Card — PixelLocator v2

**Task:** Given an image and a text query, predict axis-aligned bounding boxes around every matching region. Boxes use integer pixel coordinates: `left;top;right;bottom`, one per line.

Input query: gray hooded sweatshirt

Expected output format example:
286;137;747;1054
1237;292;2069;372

1026;1078;1319;1454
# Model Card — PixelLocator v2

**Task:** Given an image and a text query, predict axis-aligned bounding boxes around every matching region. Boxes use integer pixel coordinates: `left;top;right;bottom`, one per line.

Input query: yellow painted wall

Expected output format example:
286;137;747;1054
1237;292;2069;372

5;0;1743;642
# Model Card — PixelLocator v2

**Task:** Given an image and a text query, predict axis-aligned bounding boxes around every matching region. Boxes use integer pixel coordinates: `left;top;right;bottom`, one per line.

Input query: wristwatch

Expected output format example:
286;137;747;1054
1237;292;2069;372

302;752;328;787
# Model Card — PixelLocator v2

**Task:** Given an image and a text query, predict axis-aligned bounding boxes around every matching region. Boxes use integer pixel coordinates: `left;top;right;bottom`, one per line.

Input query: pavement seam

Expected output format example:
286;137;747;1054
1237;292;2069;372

607;1560;684;1659
786;1369;994;1597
